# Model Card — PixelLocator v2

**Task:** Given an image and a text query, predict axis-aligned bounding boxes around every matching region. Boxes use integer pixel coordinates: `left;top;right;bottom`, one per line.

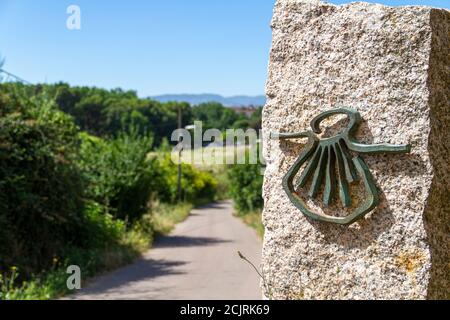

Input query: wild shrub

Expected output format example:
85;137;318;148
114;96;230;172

155;153;217;204
0;88;86;275
227;152;263;213
77;130;160;221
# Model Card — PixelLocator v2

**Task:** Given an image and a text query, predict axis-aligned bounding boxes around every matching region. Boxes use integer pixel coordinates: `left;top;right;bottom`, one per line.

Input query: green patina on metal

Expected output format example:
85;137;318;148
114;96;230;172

270;108;411;225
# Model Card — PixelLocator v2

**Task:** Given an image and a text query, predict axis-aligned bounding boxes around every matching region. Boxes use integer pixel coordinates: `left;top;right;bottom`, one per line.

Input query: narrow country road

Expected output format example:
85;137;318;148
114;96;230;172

69;201;262;300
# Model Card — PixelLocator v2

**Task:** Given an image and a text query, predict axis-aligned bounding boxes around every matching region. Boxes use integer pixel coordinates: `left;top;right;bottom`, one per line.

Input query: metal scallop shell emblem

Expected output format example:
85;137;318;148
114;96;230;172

270;108;411;225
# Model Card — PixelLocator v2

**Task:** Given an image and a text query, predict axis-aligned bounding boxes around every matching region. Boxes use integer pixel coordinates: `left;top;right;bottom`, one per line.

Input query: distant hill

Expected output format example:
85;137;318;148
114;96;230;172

151;94;266;107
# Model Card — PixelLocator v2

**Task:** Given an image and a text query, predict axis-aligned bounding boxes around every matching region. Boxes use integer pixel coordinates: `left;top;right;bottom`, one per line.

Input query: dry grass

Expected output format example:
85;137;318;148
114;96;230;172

151;202;193;235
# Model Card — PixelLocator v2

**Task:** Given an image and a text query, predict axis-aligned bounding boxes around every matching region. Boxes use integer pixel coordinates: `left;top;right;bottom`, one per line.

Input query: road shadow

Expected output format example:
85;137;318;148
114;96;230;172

71;258;187;297
196;201;230;210
154;235;232;248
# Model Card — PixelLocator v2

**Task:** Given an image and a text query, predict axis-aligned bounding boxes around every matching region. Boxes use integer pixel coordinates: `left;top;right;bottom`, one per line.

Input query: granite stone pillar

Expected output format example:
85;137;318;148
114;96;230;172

262;0;449;299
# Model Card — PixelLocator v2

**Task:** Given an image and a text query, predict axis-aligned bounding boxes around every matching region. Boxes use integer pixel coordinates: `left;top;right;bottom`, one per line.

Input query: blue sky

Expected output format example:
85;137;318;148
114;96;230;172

0;0;448;97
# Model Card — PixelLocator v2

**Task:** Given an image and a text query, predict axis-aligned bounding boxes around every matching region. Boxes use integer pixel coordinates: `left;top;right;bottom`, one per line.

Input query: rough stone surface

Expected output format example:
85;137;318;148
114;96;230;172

262;0;449;299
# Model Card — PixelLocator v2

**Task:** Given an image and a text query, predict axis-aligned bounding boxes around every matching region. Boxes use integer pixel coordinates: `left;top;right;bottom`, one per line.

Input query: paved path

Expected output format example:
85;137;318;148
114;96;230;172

70;201;262;300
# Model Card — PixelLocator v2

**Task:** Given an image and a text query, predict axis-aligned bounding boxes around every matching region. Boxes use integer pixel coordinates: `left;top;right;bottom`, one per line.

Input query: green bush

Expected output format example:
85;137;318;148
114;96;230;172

227;152;263;213
0;89;86;275
155;153;218;204
77;130;160;221
80;200;126;249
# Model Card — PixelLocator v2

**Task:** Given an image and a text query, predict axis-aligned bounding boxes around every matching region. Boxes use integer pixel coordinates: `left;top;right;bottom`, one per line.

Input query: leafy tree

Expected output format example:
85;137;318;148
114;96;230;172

192;102;242;131
2;83;262;147
248;107;262;130
78;130;159;221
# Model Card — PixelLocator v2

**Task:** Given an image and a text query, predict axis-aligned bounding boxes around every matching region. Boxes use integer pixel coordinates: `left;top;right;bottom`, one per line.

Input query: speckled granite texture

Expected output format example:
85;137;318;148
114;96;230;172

262;0;449;299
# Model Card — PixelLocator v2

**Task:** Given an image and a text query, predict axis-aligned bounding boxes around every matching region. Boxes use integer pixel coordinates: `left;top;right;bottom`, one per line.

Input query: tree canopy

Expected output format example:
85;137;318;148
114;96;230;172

0;82;262;146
